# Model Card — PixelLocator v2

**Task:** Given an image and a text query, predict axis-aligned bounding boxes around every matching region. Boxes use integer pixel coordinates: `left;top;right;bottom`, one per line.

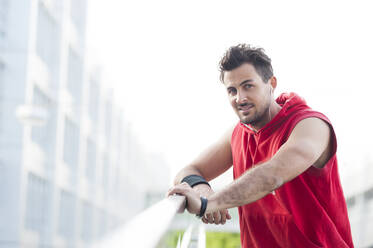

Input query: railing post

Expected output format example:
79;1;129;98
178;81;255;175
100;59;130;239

197;224;206;248
180;224;193;248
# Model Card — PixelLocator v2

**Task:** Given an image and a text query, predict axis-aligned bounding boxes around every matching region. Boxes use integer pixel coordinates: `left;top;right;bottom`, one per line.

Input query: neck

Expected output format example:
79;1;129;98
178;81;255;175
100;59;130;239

250;101;282;132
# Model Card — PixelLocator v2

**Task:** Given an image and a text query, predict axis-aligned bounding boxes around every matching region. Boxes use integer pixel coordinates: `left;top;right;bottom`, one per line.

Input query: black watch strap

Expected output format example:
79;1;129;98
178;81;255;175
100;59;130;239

197;196;208;218
181;175;210;188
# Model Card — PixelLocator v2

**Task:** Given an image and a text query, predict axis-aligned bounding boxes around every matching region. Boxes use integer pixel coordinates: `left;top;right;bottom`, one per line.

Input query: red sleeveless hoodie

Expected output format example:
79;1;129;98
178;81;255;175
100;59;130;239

231;93;353;248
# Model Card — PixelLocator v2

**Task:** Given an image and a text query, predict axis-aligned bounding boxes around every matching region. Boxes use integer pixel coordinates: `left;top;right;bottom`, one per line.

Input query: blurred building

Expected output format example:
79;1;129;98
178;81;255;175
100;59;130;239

343;157;373;248
0;0;169;247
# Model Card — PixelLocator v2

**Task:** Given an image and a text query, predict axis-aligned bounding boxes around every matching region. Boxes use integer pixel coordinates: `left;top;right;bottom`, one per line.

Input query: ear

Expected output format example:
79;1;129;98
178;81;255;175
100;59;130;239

269;76;277;92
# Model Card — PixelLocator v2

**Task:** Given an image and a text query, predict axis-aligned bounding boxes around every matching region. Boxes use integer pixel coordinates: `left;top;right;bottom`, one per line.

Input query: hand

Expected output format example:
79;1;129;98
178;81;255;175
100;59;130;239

167;182;202;215
192;184;231;225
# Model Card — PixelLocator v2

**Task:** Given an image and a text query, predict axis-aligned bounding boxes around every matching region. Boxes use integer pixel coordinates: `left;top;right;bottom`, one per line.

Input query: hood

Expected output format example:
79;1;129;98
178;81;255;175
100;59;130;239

276;92;308;112
240;92;310;133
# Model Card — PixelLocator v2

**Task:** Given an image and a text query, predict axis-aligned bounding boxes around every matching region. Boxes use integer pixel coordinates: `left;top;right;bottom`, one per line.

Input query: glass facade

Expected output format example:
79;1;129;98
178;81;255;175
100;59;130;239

58;190;76;239
0;0;164;247
70;0;86;35
62;117;80;171
31;86;57;167
102;155;109;195
67;47;83;105
36;1;60;85
85;138;96;183
0;0;8;39
80;201;93;242
88;78;99;124
98;208;107;237
0;62;3;134
105;100;112;144
25;173;51;233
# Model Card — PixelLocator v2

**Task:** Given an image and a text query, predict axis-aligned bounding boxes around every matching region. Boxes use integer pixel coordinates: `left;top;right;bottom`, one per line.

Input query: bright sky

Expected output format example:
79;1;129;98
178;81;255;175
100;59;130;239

86;0;373;188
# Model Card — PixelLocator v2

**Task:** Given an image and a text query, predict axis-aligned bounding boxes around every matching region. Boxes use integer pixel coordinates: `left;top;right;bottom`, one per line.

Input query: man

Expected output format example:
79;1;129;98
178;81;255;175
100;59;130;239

167;44;354;247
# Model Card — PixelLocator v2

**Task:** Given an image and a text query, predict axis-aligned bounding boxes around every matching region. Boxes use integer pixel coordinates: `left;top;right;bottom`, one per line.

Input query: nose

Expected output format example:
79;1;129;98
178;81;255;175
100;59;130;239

236;90;248;105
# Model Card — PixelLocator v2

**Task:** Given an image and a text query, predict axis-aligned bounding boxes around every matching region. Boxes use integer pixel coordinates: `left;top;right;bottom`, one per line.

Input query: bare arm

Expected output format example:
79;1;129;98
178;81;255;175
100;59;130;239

206;117;331;211
173;126;234;185
168;118;332;215
171;126;234;225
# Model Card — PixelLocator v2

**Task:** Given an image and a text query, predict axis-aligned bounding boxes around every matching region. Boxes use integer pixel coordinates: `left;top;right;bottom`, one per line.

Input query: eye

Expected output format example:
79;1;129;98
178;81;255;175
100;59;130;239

227;87;237;96
244;84;253;89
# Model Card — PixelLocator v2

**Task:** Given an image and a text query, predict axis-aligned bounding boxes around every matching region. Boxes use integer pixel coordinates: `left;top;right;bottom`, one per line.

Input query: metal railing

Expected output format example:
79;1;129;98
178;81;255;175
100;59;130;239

93;195;205;248
176;223;206;248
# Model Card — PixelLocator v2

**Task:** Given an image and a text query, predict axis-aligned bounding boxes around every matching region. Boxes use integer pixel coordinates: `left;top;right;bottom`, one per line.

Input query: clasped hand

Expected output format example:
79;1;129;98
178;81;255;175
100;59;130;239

167;183;231;225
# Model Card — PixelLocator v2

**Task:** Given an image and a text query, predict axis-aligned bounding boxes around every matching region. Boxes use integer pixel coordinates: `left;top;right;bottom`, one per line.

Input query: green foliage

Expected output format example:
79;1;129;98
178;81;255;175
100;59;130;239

157;230;184;248
206;232;241;248
157;230;241;248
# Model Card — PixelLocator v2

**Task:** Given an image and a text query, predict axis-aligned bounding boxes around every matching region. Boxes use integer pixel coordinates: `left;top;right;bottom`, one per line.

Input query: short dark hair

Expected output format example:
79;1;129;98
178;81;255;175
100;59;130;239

219;44;273;83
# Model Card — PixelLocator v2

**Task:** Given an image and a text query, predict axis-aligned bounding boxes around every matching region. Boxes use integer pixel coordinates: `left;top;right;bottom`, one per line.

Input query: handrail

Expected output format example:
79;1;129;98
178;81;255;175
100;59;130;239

93;194;186;248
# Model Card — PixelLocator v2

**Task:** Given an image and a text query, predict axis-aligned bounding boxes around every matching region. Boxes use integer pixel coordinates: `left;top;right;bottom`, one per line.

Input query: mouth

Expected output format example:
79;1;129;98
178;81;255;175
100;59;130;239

238;104;254;113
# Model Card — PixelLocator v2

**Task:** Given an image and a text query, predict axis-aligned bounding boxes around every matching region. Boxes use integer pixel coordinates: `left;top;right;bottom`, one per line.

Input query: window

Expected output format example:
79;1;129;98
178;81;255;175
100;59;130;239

36;1;60;84
111;164;120;197
105;101;112;144
80;201;93;242
85;138;96;183
0;61;3;80
31;86;56;166
102;155;109;194
88;78;99;123
0;161;4;213
58;190;76;239
0;0;9;39
67;47;83;105
63;117;80;171
116;115;123;151
98;208;107;238
0;62;4;133
70;0;86;34
25;173;51;233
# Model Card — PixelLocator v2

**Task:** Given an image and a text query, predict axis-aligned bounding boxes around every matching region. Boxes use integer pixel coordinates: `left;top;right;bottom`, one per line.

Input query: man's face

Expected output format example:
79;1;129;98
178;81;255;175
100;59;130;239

223;63;273;126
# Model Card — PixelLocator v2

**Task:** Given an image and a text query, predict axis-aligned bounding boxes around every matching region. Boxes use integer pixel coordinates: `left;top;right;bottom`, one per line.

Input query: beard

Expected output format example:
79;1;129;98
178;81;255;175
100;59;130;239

239;99;271;126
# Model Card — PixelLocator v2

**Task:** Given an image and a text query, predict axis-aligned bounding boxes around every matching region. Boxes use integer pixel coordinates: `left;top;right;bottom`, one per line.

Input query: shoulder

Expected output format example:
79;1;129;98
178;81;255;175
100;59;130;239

290;108;332;127
284;109;334;140
292;117;336;169
291;117;331;138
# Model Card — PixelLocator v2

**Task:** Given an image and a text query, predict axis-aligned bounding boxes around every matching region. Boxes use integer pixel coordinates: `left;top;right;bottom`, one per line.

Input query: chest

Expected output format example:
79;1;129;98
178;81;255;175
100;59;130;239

231;127;290;177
